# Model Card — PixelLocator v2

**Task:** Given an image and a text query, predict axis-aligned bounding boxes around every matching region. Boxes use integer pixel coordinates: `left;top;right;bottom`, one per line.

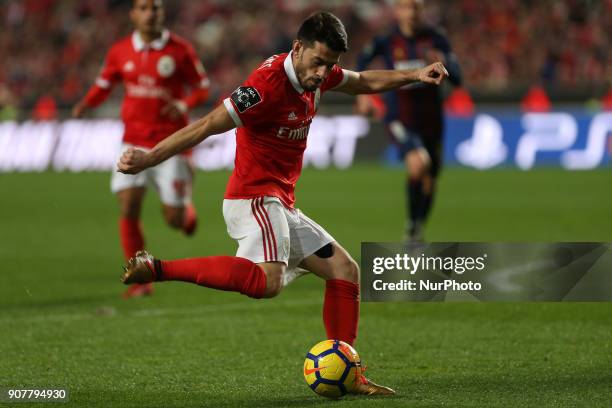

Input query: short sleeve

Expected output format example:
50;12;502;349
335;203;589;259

223;73;273;128
356;35;386;71
320;65;349;93
433;30;452;54
223;70;278;127
433;31;462;86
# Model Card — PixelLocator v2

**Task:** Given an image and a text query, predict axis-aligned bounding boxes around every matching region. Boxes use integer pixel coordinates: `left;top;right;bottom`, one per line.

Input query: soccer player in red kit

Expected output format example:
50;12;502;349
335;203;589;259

119;12;447;394
73;0;209;298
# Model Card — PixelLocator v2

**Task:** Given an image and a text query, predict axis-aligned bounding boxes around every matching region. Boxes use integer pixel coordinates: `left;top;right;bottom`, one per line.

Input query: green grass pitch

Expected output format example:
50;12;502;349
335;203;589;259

1;165;611;407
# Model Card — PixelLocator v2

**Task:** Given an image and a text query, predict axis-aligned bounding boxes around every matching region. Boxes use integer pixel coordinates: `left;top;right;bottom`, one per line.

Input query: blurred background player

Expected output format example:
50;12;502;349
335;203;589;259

72;0;210;298
355;0;462;242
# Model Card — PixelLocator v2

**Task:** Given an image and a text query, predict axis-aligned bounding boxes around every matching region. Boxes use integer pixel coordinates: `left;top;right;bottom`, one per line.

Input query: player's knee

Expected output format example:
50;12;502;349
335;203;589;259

120;201;141;218
117;189;145;218
333;258;360;283
407;149;430;180
408;160;425;179
263;273;283;298
261;265;284;298
163;207;184;229
165;214;183;229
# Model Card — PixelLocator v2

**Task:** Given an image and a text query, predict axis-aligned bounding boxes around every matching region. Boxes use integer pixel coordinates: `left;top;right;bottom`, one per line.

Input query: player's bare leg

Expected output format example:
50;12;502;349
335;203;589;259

300;242;395;396
117;187;153;298
406;147;429;180
257;262;285;298
405;147;430;243
162;204;197;236
422;174;436;222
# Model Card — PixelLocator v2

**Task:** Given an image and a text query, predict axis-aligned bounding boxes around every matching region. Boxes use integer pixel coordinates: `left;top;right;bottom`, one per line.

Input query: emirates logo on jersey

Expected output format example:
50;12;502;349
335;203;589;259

138;75;156;86
277;124;310;140
157;55;176;78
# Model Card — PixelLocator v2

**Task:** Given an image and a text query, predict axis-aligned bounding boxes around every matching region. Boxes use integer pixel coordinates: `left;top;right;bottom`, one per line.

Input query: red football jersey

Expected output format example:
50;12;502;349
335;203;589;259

84;30;209;148
223;52;348;208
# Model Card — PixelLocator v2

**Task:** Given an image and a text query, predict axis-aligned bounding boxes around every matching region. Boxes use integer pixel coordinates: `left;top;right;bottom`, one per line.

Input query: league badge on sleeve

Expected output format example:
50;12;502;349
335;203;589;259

231;87;262;113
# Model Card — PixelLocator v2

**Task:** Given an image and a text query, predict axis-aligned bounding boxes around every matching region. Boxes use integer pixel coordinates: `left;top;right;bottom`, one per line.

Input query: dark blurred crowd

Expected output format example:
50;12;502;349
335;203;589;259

0;0;610;119
436;0;611;91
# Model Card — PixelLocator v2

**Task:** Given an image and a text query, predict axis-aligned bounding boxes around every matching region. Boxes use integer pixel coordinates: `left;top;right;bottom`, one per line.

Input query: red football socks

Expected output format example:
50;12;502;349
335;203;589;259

323;279;360;346
159;256;267;299
119;217;144;260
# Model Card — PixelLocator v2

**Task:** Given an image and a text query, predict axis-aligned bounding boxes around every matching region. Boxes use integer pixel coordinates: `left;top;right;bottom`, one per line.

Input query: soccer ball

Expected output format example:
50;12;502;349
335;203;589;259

303;339;361;398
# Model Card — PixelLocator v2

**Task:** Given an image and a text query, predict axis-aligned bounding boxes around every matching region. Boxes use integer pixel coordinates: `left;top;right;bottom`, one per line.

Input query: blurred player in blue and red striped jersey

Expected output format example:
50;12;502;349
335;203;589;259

72;0;209;298
356;0;462;242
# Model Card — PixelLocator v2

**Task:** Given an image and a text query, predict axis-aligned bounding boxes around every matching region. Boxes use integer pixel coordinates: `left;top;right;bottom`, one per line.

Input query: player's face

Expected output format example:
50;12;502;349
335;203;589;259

293;40;341;92
130;0;164;36
395;0;423;28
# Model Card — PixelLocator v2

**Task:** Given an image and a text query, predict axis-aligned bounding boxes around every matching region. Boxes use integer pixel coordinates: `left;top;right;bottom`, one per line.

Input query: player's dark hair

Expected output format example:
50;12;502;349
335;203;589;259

297;12;348;53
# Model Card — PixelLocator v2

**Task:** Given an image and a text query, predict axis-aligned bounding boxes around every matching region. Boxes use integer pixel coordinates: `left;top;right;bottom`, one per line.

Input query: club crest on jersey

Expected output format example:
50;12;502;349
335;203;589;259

157;55;176;78
231;87;262;113
123;61;135;72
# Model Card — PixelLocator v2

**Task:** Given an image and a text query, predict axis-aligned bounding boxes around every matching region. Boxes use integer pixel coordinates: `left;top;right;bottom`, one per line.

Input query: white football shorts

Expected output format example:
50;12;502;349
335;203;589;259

111;144;193;207
222;196;335;285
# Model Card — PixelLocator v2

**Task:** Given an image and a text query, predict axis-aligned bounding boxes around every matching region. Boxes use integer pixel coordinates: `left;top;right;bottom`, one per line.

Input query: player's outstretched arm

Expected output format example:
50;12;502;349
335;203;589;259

117;104;235;174
334;62;449;95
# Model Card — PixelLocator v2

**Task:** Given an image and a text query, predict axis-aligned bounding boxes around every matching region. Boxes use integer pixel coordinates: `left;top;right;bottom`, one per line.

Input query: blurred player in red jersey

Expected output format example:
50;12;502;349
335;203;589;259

72;0;209;298
118;12;447;394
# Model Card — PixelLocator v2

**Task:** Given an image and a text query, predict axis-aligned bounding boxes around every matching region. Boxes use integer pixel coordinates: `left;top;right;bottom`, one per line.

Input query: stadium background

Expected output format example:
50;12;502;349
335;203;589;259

1;1;611;407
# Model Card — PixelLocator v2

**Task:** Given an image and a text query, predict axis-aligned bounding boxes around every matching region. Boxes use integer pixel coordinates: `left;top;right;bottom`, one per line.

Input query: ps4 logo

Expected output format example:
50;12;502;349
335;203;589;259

455;113;612;170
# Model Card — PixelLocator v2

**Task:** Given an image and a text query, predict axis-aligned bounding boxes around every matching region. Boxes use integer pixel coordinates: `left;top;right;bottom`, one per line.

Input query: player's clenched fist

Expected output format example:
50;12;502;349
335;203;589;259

418;62;449;86
117;147;149;174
